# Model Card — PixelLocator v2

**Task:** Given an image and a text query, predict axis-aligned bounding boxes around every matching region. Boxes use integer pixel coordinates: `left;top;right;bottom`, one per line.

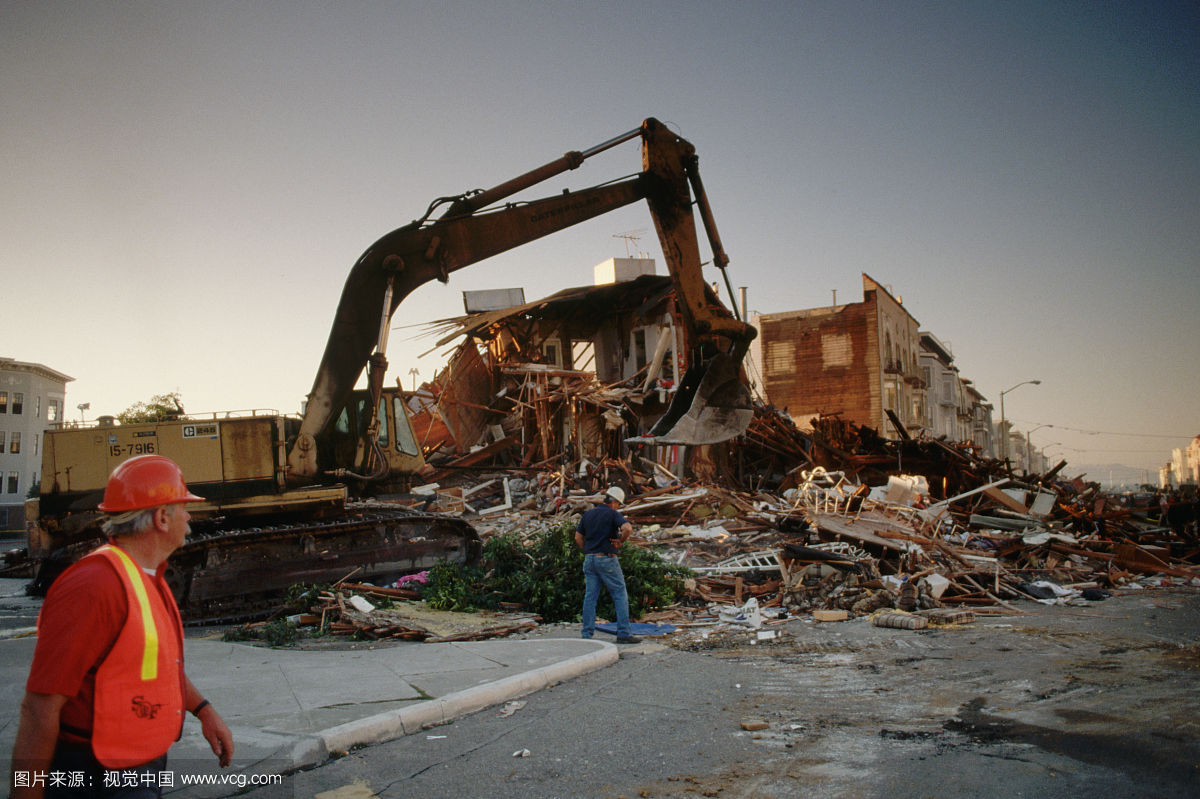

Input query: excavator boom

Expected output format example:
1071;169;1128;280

21;119;753;619
289;118;756;480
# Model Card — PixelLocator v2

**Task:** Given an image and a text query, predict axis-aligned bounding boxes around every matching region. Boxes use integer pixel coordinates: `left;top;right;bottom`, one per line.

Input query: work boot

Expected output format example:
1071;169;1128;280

615;635;642;644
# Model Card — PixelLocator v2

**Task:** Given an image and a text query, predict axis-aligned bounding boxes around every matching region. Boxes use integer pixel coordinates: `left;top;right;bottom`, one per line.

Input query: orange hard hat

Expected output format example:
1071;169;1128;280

97;455;203;512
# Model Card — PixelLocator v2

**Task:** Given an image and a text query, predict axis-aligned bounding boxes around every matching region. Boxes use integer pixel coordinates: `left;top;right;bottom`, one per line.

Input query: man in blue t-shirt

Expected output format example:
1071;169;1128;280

575;486;641;644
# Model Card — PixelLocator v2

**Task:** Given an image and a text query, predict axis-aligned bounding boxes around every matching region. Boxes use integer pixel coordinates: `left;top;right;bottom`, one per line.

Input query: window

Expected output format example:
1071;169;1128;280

0;392;6;413
48;399;59;422
35;396;40;417
632;329;648;371
376;399;389;447
10;432;20;454
542;341;561;368
353;398;388;446
334;407;352;436
12;393;23;415
7;472;17;494
392;397;420;456
571;341;596;372
0;432;4;451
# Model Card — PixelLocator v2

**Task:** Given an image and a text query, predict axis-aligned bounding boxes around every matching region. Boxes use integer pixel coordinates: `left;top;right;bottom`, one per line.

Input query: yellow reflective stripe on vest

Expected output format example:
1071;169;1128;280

99;545;159;681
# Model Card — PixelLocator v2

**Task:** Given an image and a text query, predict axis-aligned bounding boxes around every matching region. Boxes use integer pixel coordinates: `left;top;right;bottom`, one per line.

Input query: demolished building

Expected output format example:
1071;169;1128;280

408;258;738;485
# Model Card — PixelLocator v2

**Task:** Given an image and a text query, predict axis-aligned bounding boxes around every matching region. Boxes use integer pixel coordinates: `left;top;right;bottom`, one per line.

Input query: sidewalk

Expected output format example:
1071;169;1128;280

1;624;617;794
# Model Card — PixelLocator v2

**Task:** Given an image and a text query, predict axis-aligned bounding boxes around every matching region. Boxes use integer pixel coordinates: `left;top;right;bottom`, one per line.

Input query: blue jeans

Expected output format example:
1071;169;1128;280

581;553;631;639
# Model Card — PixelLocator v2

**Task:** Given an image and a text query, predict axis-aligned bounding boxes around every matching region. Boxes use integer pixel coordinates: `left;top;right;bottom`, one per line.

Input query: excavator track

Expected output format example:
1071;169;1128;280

164;503;480;624
0;503;451;630
22;503;479;626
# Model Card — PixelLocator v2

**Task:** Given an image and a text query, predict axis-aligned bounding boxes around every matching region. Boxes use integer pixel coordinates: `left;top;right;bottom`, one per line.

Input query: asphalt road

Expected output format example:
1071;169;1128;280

4;578;1197;799
0;578;41;633
229;588;1200;799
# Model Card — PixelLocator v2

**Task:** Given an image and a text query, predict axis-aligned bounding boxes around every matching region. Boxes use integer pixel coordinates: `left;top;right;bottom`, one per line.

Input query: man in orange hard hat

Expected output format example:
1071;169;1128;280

10;455;234;799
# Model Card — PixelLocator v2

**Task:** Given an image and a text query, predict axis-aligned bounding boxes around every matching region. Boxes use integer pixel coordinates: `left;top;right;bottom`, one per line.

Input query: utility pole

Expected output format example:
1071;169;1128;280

999;379;1041;463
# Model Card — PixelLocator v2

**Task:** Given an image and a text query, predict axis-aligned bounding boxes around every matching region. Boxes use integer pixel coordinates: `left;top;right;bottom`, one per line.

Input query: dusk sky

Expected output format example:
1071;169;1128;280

3;1;1197;479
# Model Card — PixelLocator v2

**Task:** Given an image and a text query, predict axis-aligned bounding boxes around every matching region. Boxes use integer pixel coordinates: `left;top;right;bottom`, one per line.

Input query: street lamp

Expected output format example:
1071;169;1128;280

77;402;90;424
408;367;420;391
999;379;1041;463
1021;423;1052;472
1027;423;1052;459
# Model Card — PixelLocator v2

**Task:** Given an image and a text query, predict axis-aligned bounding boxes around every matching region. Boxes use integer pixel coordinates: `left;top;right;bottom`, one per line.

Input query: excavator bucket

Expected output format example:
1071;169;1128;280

633;347;753;446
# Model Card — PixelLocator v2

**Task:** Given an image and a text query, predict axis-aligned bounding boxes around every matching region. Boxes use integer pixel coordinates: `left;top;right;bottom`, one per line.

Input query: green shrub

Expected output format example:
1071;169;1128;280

221;625;258;643
420;522;691;623
222;618;301;647
260;618;300;647
422;560;493;612
284;583;330;613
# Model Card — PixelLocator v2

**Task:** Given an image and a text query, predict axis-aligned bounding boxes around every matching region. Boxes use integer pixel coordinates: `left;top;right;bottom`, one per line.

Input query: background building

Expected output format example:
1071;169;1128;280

962;381;995;458
919;331;963;441
0;358;73;531
1166;436;1200;489
749;274;924;439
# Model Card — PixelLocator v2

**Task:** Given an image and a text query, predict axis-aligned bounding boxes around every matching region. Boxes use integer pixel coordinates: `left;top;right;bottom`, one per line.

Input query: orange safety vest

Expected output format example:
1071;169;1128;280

85;544;186;768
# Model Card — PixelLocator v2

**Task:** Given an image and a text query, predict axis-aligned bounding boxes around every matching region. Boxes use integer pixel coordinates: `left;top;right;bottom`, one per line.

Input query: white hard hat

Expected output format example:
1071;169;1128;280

605;486;625;504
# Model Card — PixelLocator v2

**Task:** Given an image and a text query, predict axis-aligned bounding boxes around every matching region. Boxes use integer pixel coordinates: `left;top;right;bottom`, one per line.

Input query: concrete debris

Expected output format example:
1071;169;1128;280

718;597;763;629
811;609;849;622
498;701;527;718
870;611;928;630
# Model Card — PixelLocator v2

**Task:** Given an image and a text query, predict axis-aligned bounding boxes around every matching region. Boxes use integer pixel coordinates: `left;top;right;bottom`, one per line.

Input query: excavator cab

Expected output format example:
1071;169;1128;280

317;387;425;491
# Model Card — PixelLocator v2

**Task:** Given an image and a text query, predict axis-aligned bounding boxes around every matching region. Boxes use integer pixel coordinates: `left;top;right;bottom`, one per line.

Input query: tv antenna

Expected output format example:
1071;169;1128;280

612;229;648;258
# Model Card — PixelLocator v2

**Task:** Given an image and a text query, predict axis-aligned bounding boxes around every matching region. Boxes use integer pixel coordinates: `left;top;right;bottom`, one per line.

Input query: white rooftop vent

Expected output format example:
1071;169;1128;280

462;288;526;313
594;257;656;285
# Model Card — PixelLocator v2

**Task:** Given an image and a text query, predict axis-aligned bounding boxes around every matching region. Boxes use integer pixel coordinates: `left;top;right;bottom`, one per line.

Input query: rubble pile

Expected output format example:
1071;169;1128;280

404;411;1200;631
311;272;1200;641
247;407;1196;644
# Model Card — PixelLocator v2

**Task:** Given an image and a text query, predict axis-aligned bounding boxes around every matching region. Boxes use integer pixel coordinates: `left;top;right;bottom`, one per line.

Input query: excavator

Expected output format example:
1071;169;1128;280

22;118;756;621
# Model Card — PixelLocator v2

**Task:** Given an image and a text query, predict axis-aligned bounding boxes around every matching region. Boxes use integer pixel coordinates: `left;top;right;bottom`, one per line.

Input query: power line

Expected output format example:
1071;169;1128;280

1069;448;1181;453
1009;419;1197;439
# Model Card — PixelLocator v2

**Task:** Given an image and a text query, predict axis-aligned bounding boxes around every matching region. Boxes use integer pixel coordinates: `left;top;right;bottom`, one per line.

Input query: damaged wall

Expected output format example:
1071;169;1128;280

752;274;926;440
752;301;874;430
865;274;922;438
435;341;494;453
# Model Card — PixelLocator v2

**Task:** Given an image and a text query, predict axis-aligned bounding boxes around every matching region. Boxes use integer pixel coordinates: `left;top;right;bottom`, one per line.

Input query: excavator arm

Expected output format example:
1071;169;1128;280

288;118;756;481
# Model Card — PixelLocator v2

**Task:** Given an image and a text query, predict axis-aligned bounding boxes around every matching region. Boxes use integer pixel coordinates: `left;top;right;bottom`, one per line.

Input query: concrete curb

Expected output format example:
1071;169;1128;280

307;640;618;766
0;626;37;640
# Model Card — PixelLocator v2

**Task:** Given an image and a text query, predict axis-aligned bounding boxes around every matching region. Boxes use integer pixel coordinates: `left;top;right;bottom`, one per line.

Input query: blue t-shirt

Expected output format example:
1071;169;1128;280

576;503;628;555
